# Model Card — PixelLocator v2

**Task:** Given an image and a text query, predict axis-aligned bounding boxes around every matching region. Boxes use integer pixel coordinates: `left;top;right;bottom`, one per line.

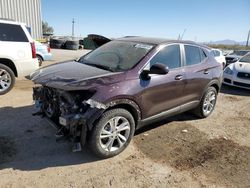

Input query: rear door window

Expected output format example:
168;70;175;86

150;44;181;69
0;23;28;42
185;45;207;66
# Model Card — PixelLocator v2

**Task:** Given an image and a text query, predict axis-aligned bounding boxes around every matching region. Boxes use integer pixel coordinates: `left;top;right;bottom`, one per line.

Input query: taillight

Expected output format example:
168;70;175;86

31;42;36;58
47;46;51;53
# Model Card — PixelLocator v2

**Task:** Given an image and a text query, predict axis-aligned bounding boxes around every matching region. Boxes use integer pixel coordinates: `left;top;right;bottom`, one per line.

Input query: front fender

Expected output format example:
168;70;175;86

82;98;141;130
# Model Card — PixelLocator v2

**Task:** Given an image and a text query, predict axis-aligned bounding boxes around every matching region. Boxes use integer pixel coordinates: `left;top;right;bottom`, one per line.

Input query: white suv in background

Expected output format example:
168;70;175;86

212;49;226;69
0;19;39;95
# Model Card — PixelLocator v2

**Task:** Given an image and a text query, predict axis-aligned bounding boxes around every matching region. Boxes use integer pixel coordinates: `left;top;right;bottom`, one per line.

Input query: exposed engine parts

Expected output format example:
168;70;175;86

33;86;102;151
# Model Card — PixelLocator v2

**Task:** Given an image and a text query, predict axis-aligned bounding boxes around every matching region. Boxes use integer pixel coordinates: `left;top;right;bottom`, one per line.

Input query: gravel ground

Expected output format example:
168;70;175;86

0;49;250;188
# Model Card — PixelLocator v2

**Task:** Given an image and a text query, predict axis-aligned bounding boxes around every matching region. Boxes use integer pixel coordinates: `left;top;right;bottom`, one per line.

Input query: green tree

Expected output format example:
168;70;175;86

42;21;54;34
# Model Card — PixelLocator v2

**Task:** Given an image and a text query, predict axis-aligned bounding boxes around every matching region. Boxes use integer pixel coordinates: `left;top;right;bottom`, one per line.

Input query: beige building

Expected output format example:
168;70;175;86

0;0;42;39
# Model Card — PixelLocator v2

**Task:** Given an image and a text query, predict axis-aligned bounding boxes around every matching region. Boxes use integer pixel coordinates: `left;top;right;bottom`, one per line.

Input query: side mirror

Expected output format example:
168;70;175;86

149;63;169;75
140;63;169;80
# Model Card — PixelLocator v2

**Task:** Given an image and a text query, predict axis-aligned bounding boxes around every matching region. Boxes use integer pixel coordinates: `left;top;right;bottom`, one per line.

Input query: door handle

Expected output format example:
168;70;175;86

175;75;183;80
204;70;210;74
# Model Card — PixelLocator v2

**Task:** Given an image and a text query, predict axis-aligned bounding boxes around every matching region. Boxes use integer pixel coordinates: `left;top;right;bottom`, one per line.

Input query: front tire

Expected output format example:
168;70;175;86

89;108;135;158
0;64;15;95
194;87;217;118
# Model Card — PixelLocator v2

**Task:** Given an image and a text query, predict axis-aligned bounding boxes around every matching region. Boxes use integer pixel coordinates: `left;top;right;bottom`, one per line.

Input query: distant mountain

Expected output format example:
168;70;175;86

207;39;247;45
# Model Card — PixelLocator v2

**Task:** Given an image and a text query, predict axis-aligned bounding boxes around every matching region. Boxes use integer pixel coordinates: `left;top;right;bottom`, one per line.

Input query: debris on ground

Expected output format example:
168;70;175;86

181;129;188;133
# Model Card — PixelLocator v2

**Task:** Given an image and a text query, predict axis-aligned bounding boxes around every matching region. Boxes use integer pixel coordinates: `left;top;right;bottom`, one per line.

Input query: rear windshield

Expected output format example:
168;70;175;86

0;23;28;42
79;41;154;72
239;54;250;63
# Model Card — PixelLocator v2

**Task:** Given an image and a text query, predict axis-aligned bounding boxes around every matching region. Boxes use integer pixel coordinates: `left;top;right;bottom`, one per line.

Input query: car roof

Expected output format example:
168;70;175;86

212;48;222;52
115;36;210;49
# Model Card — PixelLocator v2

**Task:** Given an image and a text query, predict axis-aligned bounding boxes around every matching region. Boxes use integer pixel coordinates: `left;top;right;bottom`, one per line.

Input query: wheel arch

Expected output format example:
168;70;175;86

200;79;220;101
106;104;140;126
208;80;220;93
86;99;142;131
0;58;18;77
36;53;44;61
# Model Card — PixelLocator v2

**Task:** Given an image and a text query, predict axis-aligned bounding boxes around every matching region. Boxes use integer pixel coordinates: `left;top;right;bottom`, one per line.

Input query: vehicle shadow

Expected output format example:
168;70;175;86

220;84;250;96
0;105;100;171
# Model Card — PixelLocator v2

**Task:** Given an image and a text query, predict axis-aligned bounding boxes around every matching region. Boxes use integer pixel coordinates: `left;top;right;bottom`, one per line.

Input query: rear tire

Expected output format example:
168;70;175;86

89;108;135;158
0;64;15;95
65;40;79;50
193;87;217;118
37;55;43;66
50;39;65;49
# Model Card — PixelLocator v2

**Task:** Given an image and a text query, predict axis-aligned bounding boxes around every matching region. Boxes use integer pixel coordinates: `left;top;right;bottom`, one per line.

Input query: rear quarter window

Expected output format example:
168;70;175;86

0;23;28;42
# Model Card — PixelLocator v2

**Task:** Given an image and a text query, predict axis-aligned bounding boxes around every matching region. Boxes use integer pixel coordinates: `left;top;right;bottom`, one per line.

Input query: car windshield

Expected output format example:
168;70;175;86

239;53;250;63
79;40;154;72
229;51;249;56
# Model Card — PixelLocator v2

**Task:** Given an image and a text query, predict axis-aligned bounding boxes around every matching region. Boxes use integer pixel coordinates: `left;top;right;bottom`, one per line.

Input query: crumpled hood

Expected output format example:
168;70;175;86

234;62;250;73
30;61;125;90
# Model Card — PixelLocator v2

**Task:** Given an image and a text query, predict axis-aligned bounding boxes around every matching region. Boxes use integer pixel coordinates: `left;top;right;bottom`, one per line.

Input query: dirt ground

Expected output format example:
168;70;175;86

0;49;250;188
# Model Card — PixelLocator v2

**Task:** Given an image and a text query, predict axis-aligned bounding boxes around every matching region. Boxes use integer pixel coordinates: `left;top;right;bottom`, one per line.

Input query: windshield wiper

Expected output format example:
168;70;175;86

84;63;113;72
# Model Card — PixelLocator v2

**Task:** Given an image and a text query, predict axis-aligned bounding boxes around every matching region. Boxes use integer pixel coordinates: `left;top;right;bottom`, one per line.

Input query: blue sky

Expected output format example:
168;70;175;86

42;0;250;42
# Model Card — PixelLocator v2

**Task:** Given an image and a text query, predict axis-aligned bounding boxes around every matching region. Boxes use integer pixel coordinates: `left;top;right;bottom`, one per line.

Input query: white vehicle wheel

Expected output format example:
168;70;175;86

0;64;15;95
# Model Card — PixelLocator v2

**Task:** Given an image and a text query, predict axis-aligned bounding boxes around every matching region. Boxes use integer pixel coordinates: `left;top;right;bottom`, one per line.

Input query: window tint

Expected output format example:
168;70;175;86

150;45;181;69
185;45;207;66
0;23;28;42
212;50;220;57
200;48;207;61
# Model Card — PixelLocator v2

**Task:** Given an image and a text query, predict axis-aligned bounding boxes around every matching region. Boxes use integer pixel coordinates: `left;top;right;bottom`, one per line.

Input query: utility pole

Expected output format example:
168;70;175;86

246;29;250;47
180;29;187;40
177;34;181;40
72;18;75;38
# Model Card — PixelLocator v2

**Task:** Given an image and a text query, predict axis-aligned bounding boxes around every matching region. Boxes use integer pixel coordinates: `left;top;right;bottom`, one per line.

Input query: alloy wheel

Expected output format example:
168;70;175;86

203;91;216;116
99;116;131;152
0;69;12;92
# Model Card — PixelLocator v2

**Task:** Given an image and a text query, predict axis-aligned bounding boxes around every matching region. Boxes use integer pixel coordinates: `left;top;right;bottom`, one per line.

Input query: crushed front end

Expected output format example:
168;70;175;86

33;86;106;151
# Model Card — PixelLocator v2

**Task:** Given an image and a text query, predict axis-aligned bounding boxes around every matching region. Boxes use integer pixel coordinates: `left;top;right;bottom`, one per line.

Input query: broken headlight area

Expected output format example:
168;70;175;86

33;86;96;119
84;99;107;109
33;86;99;151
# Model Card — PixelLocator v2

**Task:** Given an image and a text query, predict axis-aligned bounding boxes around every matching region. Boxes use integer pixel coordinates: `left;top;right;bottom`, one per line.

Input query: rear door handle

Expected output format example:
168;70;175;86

175;75;183;80
204;70;210;74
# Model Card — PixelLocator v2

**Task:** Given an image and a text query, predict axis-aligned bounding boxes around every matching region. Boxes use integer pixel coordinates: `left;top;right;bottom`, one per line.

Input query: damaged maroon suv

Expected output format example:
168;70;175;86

31;37;222;158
